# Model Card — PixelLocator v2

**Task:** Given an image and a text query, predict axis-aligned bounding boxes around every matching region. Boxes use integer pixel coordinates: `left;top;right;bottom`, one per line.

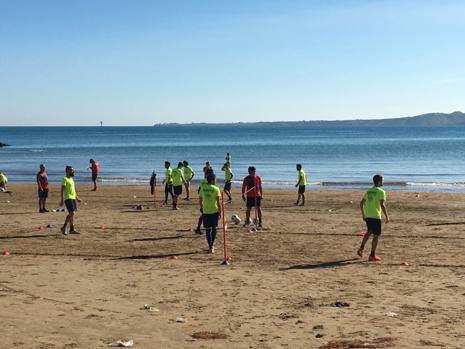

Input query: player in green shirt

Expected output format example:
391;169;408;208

221;162;233;203
294;164;307;206
60;166;82;235
194;178;209;234
358;174;390;261
182;160;195;201
162;161;174;206
0;171;12;195
199;173;221;253
172;162;186;210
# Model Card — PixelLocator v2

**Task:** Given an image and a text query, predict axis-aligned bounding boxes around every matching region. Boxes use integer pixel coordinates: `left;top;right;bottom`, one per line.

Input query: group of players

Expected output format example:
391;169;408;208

0;153;389;260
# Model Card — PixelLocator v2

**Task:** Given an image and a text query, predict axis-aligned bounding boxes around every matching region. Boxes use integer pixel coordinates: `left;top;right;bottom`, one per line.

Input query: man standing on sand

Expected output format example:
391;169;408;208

242;166;263;228
358;174;390;261
37;164;49;212
60;166;82;235
163;161;174;205
203;162;213;176
172;162;186;210
150;171;157;203
294;164;307;206
89;159;99;191
182;160;194;201
221;162;233;203
199;173;221;253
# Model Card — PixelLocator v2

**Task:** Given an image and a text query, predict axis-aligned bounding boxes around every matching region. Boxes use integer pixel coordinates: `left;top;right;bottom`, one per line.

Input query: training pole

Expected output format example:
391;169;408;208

220;192;230;265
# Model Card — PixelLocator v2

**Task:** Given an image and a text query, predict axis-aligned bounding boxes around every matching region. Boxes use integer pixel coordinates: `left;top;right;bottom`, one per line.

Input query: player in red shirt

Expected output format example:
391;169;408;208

36;163;49;213
89;159;100;191
241;166;263;228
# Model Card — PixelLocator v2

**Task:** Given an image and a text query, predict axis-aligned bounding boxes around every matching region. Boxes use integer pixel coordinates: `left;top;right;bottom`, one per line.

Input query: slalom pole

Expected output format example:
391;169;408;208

220;191;230;265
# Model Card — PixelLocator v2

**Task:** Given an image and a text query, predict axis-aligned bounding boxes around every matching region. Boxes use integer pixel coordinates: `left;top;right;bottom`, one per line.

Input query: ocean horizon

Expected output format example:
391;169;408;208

1;125;465;192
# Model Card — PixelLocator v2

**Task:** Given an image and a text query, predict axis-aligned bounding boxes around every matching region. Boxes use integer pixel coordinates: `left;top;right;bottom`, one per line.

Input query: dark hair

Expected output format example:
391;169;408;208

65;165;73;171
89;159;94;163
178;161;183;168
248;166;256;174
183;160;188;166
296;164;302;169
373;174;383;185
206;173;216;183
165;161;170;166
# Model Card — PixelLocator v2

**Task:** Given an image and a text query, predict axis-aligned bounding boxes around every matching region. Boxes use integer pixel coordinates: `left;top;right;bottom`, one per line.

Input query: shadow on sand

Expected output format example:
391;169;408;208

0;234;54;240
282;258;360;271
115;251;202;260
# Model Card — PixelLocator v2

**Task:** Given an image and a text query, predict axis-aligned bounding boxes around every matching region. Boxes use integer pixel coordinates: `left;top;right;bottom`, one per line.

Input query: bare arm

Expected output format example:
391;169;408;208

360;198;365;220
60;185;65;206
381;200;389;223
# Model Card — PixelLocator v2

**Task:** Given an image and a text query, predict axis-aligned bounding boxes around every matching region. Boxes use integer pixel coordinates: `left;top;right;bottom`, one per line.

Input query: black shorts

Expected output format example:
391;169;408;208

165;184;173;193
365;218;382;236
246;197;261;208
65;199;77;213
224;181;232;191
92;173;98;181
38;189;49;198
298;185;306;194
202;212;220;228
173;185;182;195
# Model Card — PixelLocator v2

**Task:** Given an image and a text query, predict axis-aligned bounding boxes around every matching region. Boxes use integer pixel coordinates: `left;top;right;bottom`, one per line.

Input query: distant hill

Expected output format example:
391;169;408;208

320;111;465;126
154;111;465;127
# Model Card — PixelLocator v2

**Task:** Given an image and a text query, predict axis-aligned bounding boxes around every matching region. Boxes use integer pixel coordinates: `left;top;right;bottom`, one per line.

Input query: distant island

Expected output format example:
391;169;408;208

0;142;11;147
154;111;465;127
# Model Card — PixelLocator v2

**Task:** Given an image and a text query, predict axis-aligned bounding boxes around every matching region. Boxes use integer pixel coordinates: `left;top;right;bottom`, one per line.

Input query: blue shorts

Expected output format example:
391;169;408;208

298;185;306;194
365;218;382;236
65;199;77;213
38;189;49;198
224;181;232;191
246;197;261;208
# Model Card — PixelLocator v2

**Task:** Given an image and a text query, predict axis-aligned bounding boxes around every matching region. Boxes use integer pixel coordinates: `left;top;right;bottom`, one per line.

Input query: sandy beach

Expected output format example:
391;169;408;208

1;184;465;348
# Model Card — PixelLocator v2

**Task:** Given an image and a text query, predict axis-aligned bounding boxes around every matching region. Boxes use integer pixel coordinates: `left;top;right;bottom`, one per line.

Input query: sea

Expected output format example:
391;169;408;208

1;125;465;192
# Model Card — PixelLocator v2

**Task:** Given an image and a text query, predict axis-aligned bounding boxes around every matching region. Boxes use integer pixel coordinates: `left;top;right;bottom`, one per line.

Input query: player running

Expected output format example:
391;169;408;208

358;174;390;261
221;162;233;203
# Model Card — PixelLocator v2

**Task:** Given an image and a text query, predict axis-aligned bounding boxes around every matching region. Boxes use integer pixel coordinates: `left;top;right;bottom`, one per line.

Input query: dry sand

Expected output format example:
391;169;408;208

1;184;465;348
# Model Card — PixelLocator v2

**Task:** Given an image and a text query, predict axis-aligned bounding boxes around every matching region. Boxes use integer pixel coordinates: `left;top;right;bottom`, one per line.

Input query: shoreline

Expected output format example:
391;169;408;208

6;181;465;194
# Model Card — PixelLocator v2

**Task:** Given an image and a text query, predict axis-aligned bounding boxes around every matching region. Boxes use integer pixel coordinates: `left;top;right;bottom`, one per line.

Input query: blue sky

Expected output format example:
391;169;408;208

1;0;464;125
